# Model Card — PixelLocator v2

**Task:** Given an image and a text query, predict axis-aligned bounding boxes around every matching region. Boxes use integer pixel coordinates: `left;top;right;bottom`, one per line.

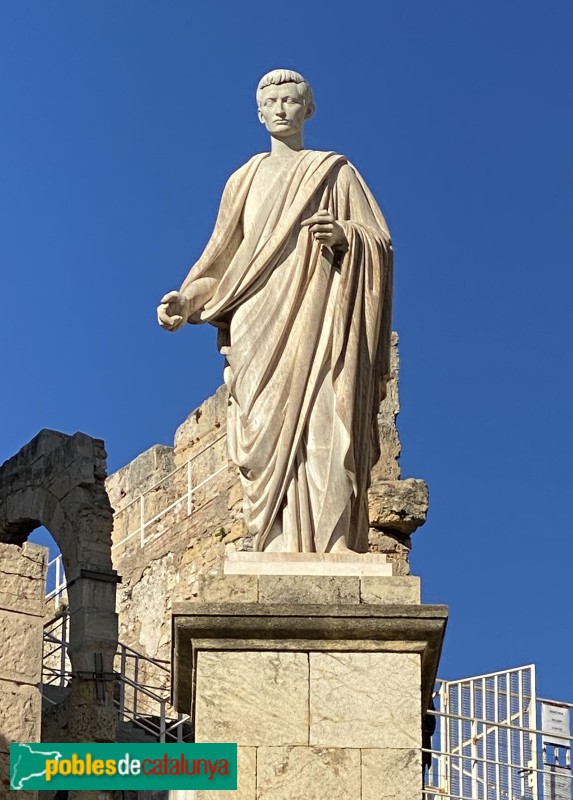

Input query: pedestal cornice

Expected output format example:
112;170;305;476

172;600;448;715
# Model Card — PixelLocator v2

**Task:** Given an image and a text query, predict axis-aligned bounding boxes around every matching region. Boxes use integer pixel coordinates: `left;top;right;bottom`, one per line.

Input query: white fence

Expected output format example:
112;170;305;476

425;666;572;800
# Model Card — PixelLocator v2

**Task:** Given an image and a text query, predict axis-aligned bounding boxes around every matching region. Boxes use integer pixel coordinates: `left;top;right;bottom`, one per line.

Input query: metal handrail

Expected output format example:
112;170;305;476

115;673;170;706
118;641;171;672
111;461;229;551
42;614;70;687
423;747;554;776
423;748;572;800
427;708;573;742
116;703;167;741
41;612;192;743
113;432;227;517
425;667;573;800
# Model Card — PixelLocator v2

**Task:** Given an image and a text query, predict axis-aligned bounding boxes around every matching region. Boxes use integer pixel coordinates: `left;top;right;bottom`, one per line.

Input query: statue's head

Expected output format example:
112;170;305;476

256;69;315;138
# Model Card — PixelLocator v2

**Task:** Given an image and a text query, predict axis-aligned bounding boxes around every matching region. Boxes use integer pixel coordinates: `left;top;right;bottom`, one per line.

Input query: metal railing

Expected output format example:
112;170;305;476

41;612;192;743
111;431;228;552
423;738;572;800
42;613;71;687
424;667;572;800
114;640;191;743
46;555;67;610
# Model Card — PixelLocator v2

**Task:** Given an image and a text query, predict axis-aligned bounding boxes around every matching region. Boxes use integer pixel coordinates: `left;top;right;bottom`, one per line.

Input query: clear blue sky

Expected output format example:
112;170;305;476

1;2;572;702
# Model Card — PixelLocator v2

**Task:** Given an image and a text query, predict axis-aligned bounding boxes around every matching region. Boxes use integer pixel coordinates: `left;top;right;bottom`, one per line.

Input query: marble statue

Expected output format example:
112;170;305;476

157;69;393;554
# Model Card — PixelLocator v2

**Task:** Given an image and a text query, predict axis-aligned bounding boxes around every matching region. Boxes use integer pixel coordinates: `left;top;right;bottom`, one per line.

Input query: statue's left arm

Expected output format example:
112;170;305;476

330;162;393;403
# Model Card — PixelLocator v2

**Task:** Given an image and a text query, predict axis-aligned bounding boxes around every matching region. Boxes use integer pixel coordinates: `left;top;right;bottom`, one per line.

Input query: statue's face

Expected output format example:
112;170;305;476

258;82;310;138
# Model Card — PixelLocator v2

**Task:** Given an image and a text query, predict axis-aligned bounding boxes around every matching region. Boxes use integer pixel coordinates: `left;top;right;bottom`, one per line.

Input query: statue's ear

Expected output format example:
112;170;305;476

305;102;316;120
257;108;265;125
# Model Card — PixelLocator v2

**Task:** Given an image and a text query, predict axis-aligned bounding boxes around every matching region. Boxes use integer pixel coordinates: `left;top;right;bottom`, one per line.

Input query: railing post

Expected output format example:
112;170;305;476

529;665;539;800
118;646;127;721
159;699;166;743
140;495;145;546
59;613;68;687
439;681;449;798
55;556;61;610
133;654;139;720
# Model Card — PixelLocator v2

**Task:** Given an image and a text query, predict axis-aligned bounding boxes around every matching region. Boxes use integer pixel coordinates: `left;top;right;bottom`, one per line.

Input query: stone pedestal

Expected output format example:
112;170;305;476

172;572;447;799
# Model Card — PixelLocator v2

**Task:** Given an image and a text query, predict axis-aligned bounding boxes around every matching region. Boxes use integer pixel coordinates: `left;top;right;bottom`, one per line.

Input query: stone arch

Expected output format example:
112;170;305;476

0;429;119;743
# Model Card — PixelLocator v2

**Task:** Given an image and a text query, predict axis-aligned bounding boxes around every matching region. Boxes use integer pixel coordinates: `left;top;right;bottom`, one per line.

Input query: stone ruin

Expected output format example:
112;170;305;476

0;430;118;799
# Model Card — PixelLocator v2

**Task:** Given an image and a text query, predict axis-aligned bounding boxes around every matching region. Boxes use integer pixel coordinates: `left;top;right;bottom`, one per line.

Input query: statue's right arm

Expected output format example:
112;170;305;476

156;287;201;332
157;159;254;332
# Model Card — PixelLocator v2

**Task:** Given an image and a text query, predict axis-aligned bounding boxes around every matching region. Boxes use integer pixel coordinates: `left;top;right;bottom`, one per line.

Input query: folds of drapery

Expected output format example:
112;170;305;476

178;150;392;552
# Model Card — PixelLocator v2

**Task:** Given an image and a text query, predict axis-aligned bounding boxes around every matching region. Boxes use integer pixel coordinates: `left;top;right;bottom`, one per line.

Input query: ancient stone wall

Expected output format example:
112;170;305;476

0;429;119;745
0;541;47;800
109;334;428;671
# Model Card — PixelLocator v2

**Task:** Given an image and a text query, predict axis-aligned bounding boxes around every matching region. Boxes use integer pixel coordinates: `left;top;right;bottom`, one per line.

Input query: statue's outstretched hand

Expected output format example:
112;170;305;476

157;290;192;332
301;210;348;252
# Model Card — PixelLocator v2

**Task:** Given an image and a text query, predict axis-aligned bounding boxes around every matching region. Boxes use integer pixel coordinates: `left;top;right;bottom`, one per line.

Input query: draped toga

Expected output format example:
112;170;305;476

179;150;393;552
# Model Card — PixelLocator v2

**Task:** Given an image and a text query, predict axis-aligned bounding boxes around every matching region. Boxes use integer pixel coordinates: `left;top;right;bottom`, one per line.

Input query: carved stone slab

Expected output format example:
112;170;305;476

224;551;392;576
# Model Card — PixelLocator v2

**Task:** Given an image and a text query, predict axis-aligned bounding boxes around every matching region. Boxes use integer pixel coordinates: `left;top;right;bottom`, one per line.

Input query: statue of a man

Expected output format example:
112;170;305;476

157;69;393;554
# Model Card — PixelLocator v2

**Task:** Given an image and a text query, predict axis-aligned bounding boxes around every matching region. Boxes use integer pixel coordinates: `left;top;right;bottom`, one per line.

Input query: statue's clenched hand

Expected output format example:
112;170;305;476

157;290;193;332
301;210;348;252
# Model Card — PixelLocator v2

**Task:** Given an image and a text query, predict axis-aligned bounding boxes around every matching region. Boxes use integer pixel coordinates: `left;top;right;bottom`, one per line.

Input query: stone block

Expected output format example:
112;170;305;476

362;748;422;800
194;575;258;604
66;572;119;610
225;552;391;577
368;479;428;534
0;681;41;745
0;542;47;616
194;746;255;799
223;519;247;544
67;605;118;672
67;678;117;742
257;746;360;799
107;444;175;508
195;651;309;746
368;529;412;576
0;610;43;684
174;385;229;467
258;575;360;604
309;652;421;748
360;576;420;605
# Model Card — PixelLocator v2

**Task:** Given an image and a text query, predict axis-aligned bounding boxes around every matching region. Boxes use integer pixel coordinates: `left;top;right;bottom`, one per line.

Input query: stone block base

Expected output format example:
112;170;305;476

172;574;447;799
224;551;392;576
